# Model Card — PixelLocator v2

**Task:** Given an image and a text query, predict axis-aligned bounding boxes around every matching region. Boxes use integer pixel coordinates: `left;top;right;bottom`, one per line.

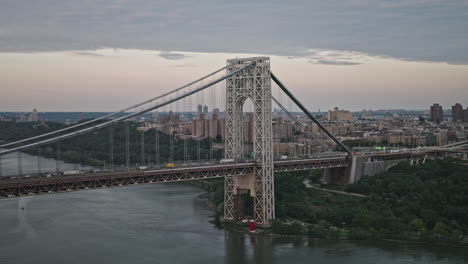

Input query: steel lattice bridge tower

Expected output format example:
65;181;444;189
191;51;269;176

224;57;274;225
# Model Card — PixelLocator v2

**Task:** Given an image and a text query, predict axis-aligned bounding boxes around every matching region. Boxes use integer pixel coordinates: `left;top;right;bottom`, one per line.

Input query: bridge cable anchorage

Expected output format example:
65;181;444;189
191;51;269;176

0;62;255;156
270;72;352;155
271;95;333;152
0;66;229;149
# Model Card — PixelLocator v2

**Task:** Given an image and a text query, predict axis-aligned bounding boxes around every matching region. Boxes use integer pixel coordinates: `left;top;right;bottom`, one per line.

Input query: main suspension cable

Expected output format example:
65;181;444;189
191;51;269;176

0;63;254;156
1;66;229;149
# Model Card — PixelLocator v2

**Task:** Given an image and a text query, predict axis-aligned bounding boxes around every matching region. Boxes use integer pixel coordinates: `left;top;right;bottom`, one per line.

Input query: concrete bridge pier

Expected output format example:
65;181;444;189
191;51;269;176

323;154;430;186
323;155;364;185
224;174;256;222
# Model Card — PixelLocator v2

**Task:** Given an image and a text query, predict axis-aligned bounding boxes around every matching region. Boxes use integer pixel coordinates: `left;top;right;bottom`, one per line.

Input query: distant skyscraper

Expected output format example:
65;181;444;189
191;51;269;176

430;103;443;123
451;103;463;122
463;108;468;123
28;108;38;122
197;104;203;115
203;105;208;116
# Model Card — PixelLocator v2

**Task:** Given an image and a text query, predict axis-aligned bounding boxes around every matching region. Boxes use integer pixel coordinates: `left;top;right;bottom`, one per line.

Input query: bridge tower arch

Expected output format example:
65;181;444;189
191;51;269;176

224;57;274;226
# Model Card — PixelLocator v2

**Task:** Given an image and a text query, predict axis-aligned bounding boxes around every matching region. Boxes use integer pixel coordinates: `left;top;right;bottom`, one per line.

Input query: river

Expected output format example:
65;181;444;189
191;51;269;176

0;154;467;264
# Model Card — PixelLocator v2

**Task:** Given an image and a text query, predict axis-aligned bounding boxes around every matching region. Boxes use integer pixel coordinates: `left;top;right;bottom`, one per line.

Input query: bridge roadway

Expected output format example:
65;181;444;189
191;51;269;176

0;156;350;199
0;148;452;199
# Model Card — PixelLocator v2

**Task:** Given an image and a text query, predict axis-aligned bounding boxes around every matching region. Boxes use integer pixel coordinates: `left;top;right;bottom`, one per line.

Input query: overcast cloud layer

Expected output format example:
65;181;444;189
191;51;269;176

1;0;468;64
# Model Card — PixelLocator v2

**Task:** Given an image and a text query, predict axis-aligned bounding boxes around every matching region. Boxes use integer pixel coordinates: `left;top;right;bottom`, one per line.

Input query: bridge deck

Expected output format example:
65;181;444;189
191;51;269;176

0;157;350;199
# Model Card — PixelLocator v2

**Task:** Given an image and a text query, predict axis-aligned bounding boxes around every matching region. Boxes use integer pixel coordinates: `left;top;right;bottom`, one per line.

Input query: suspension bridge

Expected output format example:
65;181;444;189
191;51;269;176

0;57;464;225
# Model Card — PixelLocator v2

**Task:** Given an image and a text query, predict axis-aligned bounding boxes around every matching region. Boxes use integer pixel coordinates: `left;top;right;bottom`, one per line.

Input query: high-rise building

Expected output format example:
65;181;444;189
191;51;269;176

430;103;443;123
272;117;293;139
452;103;463;122
328;107;352;121
191;110;225;139
464;108;468;123
435;132;448;145
203;105;208;116
27;108;38;122
197;104;203;115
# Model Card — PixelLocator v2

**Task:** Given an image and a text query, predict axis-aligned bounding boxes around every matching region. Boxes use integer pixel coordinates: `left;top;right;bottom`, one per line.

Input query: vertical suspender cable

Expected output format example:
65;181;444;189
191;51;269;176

109;124;114;171
141;130;145;166
175;90;179;163
37;148;41;175
169;129;173;163
155;129;159;166
125;123;130;170
56;142;61;173
197;138;200;162
17;152;22;176
0;63;255;157
183;92;188;163
188;88;193;163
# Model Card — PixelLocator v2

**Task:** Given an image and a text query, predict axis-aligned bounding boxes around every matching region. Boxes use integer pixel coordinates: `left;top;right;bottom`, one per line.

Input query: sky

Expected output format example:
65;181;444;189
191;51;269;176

1;0;467;112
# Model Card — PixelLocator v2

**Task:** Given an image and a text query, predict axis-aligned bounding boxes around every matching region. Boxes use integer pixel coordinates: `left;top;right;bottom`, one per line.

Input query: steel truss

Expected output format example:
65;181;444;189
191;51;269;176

0;164;255;199
274;158;349;172
0;158;350;200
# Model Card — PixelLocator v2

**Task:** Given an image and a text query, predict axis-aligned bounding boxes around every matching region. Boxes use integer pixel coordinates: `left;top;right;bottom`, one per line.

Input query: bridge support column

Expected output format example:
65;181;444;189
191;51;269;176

224;57;274;226
224;175;252;220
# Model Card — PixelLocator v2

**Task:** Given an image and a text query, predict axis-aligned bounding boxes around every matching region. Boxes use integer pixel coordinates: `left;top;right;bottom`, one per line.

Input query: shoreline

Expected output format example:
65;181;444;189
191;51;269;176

221;222;468;248
192;182;468;249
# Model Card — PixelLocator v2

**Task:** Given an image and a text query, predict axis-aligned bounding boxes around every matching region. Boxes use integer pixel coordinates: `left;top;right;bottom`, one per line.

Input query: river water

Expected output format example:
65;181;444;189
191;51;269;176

0;154;467;264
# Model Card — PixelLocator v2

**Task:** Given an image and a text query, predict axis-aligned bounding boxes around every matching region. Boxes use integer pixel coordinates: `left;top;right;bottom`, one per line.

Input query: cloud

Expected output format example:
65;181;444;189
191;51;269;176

310;60;361;66
71;51;103;57
0;0;467;64
170;64;195;67
159;51;188;60
303;49;367;65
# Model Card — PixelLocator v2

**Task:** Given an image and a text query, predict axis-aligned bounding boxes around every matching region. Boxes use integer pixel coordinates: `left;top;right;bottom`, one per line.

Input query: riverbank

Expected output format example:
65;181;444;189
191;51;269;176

221;219;468;248
192;159;468;248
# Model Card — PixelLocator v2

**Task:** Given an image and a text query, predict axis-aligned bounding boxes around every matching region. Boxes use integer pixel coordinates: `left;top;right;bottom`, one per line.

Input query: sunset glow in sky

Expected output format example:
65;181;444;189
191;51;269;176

1;0;467;112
